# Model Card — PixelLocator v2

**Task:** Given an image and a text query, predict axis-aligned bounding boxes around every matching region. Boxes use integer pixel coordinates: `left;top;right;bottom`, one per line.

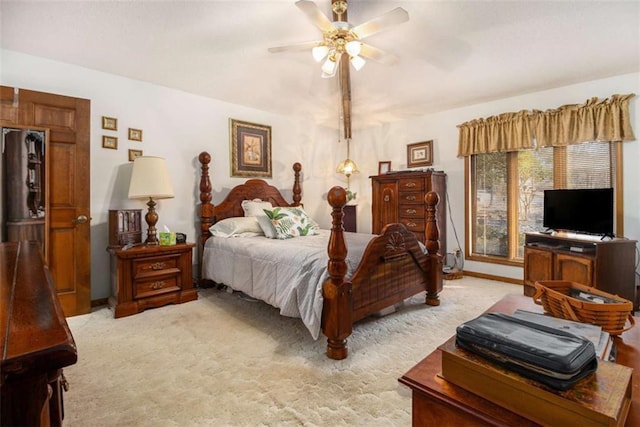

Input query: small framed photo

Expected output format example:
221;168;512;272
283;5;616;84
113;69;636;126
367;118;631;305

102;135;118;150
102;116;118;131
128;128;143;141
407;140;433;168
378;161;391;175
230;118;272;178
128;149;143;162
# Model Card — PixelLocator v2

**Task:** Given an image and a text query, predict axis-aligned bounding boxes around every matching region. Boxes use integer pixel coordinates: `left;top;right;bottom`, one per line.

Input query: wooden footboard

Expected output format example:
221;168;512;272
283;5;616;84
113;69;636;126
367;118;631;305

323;187;442;360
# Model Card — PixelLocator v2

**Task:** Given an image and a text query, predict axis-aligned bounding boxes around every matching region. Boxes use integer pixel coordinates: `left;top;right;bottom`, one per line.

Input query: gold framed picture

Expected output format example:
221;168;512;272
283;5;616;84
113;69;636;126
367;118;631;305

102;135;118;150
230;118;272;178
407;140;433;168
128;128;143;141
102;116;118;131
128;149;143;162
378;161;391;175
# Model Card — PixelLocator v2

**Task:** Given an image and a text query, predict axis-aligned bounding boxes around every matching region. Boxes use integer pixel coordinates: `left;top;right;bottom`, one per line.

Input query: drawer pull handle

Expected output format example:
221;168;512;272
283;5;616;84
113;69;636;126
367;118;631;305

405;209;417;214
150;281;165;290
407;222;417;227
383;195;390;202
404;182;417;188
405;195;416;201
151;262;166;270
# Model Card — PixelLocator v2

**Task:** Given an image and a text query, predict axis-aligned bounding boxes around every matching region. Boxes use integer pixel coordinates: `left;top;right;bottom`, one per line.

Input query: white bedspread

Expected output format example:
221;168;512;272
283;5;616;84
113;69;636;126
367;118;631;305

201;229;374;339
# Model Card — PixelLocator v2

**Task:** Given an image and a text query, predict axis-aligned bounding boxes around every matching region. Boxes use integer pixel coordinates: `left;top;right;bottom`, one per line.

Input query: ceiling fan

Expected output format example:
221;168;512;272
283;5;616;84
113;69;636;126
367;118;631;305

268;0;409;78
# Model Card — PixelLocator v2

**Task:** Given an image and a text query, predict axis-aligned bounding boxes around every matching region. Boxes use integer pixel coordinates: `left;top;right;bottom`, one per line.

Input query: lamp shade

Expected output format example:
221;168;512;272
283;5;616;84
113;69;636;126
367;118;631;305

128;156;175;200
336;158;360;177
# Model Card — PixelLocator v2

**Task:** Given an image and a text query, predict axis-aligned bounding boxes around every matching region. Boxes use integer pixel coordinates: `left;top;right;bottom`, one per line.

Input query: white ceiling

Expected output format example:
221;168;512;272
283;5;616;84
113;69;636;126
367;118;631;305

1;1;638;131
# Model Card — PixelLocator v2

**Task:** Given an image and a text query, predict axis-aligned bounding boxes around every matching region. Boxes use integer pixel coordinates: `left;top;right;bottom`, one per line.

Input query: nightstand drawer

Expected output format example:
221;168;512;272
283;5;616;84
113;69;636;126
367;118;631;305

133;254;180;278
134;276;180;299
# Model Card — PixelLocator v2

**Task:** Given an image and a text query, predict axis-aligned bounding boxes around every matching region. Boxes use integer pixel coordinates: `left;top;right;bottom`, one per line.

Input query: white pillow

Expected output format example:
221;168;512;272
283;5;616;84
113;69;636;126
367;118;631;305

241;199;273;217
209;217;264;238
256;215;278;239
241;199;278;238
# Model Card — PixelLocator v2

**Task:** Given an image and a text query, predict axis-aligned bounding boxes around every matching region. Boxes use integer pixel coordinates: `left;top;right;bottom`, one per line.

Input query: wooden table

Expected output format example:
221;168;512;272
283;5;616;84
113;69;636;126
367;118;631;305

1;241;77;426
399;294;639;426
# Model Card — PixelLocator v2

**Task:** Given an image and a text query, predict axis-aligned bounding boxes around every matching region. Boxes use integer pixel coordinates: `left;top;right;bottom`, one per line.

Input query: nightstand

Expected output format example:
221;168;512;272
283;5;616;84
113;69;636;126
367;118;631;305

108;243;197;318
343;204;357;232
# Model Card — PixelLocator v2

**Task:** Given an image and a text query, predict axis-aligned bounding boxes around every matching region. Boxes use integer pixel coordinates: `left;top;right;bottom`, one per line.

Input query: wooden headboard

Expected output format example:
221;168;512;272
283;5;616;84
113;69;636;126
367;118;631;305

196;152;302;270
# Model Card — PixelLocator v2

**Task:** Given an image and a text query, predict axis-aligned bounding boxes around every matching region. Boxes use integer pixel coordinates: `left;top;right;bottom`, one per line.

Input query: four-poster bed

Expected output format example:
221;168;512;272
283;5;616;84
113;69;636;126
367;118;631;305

196;152;443;359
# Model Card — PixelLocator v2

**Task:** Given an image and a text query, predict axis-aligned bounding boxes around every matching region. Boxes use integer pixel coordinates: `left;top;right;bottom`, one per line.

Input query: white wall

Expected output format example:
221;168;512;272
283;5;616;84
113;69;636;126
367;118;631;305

3;49;638;298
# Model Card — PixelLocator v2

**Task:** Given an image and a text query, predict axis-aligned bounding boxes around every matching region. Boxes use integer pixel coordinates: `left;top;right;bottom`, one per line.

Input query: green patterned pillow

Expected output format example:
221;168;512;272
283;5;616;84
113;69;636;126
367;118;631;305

263;207;319;239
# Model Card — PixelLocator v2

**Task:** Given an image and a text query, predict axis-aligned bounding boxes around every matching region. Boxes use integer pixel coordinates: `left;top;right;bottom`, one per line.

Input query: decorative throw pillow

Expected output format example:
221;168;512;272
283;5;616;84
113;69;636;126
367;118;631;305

263;207;319;239
209;217;263;238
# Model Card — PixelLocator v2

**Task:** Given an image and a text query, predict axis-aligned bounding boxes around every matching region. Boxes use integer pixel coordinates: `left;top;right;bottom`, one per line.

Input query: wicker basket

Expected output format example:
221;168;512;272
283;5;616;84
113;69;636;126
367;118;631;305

533;281;635;335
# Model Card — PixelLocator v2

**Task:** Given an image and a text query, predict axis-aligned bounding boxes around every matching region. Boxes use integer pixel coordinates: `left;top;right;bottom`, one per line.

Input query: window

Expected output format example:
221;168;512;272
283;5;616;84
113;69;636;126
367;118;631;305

466;142;621;265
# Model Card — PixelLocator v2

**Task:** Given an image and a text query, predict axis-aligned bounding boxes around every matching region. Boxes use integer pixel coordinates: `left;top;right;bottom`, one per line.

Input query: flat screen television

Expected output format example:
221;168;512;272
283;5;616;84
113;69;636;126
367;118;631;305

543;188;614;236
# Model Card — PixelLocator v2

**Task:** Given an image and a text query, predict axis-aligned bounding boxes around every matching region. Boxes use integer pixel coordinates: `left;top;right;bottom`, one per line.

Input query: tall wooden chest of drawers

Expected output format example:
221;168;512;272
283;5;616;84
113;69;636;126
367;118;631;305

108;243;197;318
371;171;447;252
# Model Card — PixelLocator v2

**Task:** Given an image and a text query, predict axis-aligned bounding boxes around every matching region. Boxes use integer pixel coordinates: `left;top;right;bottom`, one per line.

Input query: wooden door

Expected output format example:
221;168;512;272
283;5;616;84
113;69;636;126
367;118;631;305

0;86;91;316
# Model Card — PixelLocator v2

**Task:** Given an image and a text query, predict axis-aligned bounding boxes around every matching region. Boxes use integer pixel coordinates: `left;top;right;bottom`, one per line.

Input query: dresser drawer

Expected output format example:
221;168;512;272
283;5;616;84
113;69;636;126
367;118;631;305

399;178;424;191
398;191;424;204
133;254;180;279
400;218;425;232
399;205;424;218
134;275;180;299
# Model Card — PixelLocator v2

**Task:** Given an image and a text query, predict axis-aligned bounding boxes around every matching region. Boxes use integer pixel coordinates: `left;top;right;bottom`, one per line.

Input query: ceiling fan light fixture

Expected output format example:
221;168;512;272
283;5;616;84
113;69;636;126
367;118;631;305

312;45;329;62
321;55;339;77
350;55;366;71
345;40;362;56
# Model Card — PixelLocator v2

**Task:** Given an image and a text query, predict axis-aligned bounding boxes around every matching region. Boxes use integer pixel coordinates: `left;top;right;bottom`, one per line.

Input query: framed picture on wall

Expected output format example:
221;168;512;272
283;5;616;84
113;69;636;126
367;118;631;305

102;135;118;150
378;161;391;175
128;149;143;161
407;140;433;168
102;116;118;131
230;118;272;178
128;128;143;141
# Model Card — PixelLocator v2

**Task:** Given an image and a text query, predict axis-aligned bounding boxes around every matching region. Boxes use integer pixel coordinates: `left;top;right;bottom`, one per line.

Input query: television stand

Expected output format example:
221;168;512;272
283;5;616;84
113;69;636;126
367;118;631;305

523;232;637;310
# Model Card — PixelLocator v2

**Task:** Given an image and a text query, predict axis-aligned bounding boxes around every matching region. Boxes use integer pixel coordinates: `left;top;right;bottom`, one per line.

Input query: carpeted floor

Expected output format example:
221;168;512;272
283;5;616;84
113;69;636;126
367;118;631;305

64;277;519;426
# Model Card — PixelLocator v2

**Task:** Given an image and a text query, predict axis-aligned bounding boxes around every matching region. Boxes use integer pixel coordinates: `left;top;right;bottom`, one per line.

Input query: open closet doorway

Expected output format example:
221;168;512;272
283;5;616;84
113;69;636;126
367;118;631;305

1;86;91;316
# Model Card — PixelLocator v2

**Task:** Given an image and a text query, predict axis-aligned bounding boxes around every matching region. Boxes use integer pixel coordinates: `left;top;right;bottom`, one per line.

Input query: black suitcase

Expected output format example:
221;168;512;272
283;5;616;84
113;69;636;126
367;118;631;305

456;312;598;391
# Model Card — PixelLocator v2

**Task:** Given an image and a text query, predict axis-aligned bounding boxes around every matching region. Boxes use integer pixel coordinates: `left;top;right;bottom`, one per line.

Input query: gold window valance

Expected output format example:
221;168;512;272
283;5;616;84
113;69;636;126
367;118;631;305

457;94;635;157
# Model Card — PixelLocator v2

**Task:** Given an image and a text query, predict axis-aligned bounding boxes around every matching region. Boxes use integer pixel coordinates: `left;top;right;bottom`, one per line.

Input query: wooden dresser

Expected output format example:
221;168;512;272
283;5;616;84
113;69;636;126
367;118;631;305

371;171;447;251
1;241;77;426
108;243;198;318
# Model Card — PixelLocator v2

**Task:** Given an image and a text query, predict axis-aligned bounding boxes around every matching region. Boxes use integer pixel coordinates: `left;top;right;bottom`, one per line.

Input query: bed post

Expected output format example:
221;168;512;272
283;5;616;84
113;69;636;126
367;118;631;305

322;186;352;360
424;191;443;306
292;162;302;206
198;152;215;283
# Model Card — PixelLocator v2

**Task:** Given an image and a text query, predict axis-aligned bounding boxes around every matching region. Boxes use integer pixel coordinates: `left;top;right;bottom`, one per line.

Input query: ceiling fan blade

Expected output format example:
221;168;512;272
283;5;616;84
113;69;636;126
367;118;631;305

352;7;409;39
359;43;399;66
295;0;334;33
268;40;322;53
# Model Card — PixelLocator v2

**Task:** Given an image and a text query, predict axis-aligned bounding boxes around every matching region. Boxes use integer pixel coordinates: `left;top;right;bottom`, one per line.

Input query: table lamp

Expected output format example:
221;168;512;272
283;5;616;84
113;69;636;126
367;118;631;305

128;156;174;245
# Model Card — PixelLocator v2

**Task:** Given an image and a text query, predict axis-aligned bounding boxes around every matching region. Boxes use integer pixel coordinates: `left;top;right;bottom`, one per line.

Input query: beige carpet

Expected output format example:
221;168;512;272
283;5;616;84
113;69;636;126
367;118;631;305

64;277;519;426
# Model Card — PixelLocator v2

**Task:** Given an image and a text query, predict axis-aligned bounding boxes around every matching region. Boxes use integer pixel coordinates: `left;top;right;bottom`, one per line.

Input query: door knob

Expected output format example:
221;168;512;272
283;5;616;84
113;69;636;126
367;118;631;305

73;215;89;224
